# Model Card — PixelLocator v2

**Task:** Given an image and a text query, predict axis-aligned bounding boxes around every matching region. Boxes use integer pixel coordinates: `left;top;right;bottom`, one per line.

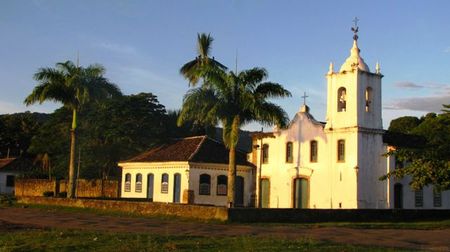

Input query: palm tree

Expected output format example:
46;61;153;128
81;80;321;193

24;61;121;198
180;33;227;86
178;67;291;207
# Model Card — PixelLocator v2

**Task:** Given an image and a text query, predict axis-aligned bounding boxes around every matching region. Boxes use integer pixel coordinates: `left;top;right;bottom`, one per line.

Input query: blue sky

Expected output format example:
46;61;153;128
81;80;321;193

1;0;449;130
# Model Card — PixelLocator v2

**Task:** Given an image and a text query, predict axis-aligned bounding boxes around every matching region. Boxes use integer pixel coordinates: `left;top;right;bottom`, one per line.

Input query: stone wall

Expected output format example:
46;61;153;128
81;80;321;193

14;179;56;197
228;208;450;223
15;179;119;198
17;196;228;221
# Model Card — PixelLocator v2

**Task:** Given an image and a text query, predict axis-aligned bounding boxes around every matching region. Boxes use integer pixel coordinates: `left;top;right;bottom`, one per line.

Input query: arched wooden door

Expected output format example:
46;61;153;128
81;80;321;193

173;173;181;203
147;174;154;201
394;183;403;209
260;178;270;208
293;178;308;209
235;176;244;207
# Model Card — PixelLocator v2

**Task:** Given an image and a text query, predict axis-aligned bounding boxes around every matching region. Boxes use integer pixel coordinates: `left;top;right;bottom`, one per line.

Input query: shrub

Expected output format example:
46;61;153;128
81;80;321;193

0;194;16;206
57;192;67;198
43;191;54;197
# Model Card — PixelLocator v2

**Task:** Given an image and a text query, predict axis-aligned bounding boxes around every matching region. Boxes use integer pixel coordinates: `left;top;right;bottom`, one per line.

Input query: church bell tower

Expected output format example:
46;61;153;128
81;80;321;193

325;21;383;130
324;19;387;209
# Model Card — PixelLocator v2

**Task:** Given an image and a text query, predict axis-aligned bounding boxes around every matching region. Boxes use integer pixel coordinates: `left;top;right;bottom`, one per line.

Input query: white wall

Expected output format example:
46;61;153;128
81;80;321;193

120;162;189;203
0;172;16;194
119;161;254;207
387;160;450;209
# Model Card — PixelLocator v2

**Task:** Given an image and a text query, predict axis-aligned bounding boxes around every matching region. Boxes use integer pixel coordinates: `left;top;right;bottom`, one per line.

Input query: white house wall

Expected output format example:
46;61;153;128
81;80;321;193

189;163;253;207
119;161;254;207
387;159;450;209
0;172;16;194
120;162;189;203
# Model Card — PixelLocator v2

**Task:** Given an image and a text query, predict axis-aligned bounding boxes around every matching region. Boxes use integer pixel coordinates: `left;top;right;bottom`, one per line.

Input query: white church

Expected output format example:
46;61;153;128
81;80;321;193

250;27;450;209
120;26;449;209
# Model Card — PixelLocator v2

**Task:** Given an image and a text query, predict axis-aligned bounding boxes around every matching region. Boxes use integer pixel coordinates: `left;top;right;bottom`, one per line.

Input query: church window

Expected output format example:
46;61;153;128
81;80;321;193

433;189;442;207
310;141;318;163
199;174;211;195
135;173;142;193
337;87;347;112
337;140;345;162
217;175;227;196
286;142;293;163
365;87;372;112
124;173;131;192
161;173;169;194
414;189;423;207
262;144;269;164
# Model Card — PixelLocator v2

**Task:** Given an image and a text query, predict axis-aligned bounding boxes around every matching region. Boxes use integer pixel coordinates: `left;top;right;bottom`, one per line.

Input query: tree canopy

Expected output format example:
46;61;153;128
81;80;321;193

382;106;450;191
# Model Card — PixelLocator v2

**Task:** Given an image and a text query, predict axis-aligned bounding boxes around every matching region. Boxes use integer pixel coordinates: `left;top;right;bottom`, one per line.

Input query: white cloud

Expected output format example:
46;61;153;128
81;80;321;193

393;81;424;89
384;95;450;112
95;42;137;55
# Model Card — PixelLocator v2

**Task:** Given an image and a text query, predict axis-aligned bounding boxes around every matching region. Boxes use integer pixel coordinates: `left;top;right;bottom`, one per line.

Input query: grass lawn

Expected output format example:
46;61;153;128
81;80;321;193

0;229;409;252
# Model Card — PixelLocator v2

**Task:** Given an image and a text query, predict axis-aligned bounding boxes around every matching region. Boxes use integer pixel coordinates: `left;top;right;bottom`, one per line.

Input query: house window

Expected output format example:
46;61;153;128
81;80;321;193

262;144;269;164
433;190;442;207
135;173;142;193
6;175;15;187
337;87;347;112
337;140;345;162
161;173;169;194
217;175;227;196
286;142;293;163
415;189;423;207
124;173;131;192
310;140;318;163
365;87;372;112
199;174;211;195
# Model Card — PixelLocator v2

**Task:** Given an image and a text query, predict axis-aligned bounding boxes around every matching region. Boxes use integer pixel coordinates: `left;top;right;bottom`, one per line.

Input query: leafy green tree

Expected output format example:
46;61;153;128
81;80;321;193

388;116;421;133
28;93;173;180
382;105;450;191
24;61;121;198
178;67;291;206
78;93;168;179
180;33;227;86
0;112;47;158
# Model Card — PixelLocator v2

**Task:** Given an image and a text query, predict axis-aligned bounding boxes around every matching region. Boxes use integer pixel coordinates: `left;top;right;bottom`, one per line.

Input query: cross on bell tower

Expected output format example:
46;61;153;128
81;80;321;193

301;92;309;105
351;17;359;41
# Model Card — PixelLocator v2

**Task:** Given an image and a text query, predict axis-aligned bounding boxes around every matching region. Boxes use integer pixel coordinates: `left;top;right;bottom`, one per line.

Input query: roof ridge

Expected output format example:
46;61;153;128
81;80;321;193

187;135;207;161
174;135;207;141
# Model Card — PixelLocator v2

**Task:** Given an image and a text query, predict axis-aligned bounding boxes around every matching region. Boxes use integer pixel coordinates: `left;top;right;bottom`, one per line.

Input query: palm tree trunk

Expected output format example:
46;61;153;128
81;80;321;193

227;116;240;208
227;146;236;208
67;108;77;198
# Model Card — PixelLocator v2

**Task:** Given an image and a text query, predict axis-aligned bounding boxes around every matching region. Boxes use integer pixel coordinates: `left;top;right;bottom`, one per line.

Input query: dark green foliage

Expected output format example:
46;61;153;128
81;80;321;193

0;112;48;158
382;105;450;191
26;92;200;180
77;93;168;179
388;116;420;133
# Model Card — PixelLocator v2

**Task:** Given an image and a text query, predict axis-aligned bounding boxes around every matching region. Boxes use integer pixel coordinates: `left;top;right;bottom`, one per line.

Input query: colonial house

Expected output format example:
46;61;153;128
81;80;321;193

0;157;32;194
250;28;449;209
118;136;255;207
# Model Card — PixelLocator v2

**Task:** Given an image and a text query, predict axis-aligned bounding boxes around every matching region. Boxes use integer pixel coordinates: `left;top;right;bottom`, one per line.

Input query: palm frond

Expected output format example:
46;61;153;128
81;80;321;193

254;82;292;99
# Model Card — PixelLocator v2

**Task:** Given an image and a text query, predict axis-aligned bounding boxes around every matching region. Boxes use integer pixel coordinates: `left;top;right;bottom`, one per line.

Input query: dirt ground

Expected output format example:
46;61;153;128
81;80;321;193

0;207;449;251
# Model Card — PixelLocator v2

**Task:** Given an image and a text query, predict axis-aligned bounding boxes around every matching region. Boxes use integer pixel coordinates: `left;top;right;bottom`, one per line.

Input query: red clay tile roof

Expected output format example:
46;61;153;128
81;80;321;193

0;157;33;172
124;136;254;166
0;158;16;170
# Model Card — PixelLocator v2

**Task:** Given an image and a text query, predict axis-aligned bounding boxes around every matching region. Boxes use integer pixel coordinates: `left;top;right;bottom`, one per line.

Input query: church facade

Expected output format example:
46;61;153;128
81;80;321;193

250;30;449;209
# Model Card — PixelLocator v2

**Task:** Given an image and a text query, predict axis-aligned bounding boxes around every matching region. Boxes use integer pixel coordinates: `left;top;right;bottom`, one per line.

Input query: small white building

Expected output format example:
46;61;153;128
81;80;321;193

0;158;27;194
119;136;255;207
250;29;449;209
